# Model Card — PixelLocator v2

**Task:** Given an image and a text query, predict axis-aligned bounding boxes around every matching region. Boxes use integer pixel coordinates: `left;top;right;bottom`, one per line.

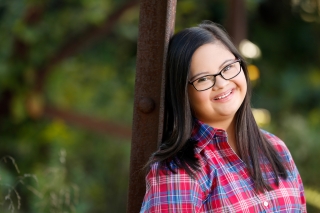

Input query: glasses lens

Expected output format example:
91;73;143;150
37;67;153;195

191;60;241;91
221;61;241;80
193;76;215;91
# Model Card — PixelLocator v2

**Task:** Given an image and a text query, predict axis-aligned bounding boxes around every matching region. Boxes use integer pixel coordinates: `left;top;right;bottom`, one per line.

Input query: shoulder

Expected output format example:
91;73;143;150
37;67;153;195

260;129;289;153
146;160;197;185
260;129;295;169
145;161;194;188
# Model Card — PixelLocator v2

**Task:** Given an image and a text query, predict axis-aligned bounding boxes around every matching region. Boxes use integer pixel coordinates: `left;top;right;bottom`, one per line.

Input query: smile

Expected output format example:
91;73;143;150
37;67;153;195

214;90;233;100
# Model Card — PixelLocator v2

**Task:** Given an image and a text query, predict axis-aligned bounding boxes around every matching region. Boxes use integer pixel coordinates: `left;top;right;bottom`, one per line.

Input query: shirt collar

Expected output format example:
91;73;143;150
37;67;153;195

191;119;228;153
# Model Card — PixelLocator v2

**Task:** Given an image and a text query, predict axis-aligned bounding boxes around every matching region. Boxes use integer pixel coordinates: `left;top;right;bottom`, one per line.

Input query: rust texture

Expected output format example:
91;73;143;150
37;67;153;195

226;0;247;47
127;0;177;212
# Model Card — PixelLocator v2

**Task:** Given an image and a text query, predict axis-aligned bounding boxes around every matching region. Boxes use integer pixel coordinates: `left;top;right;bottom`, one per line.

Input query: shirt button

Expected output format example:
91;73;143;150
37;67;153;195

263;201;268;207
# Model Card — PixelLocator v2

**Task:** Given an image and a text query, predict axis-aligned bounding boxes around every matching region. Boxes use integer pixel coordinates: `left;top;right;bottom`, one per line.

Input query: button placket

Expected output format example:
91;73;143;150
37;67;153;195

253;190;270;211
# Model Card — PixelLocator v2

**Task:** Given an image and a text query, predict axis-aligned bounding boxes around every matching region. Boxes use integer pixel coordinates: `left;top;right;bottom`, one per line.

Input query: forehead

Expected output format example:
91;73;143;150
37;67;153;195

190;43;234;74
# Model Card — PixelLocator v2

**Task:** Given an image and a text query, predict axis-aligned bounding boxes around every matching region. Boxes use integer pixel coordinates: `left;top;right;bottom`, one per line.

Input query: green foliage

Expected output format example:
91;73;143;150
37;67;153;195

0;156;39;213
32;149;79;213
1;119;131;212
0;0;136;212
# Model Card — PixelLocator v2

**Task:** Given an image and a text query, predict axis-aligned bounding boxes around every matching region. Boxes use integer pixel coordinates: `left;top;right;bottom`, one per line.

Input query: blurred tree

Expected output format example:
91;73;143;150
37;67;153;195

0;0;138;212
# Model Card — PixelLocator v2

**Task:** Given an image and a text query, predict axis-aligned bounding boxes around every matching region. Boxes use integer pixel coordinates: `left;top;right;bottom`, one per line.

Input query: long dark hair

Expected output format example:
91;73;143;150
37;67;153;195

147;21;288;193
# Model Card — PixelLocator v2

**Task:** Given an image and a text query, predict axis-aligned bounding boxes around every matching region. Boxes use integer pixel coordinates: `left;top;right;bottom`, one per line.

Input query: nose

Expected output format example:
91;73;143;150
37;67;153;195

212;74;228;90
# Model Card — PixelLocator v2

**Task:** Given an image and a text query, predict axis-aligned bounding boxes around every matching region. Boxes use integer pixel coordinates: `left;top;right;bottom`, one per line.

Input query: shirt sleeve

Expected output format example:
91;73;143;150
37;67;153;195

140;163;204;213
263;130;307;212
297;172;307;212
287;154;307;212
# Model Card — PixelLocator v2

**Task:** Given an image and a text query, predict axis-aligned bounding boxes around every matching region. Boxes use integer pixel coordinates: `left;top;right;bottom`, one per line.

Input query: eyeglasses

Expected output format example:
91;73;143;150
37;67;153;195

188;59;242;91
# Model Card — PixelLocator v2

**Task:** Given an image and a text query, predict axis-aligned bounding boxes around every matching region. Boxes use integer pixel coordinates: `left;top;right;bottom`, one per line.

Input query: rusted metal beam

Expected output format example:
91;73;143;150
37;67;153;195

127;0;177;212
226;0;247;47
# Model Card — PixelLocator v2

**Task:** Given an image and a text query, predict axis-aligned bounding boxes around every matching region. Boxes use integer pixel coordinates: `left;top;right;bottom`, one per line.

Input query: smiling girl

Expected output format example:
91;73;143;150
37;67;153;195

140;21;306;213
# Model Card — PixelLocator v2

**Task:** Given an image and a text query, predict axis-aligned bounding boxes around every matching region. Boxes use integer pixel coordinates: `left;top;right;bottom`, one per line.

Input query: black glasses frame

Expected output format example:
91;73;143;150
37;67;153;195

188;59;242;91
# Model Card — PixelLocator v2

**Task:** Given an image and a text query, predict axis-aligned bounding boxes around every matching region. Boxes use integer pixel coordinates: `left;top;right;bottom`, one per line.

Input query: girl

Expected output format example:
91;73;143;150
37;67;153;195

140;21;306;213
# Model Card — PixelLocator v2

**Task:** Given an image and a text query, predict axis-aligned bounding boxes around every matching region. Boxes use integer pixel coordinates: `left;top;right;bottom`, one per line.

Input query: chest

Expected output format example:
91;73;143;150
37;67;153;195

198;149;303;212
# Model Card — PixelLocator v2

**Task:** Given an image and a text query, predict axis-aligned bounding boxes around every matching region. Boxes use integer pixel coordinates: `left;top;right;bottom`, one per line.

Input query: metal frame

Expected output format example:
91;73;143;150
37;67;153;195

127;0;177;212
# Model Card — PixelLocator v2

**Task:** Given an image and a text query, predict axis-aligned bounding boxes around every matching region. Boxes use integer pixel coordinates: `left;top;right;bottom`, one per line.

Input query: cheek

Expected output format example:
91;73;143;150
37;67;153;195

188;87;210;110
242;76;248;94
236;72;247;93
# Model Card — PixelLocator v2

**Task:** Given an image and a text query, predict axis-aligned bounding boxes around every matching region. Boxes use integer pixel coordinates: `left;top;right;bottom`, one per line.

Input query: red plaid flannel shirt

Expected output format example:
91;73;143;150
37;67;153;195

140;119;306;212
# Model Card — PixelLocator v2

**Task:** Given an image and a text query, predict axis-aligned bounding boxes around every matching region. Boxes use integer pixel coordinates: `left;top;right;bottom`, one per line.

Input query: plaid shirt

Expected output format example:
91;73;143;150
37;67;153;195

140;120;306;212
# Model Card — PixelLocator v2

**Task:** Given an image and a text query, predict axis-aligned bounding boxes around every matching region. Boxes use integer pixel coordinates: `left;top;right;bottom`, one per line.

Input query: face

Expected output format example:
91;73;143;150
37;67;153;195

188;43;247;128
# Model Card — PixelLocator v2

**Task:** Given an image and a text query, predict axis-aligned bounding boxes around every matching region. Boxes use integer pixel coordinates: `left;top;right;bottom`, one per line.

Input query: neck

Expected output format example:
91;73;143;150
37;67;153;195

206;116;234;131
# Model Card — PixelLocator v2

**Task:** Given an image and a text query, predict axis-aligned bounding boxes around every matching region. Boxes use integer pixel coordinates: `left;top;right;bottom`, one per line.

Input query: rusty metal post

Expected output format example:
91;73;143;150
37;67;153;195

226;0;247;48
127;0;177;212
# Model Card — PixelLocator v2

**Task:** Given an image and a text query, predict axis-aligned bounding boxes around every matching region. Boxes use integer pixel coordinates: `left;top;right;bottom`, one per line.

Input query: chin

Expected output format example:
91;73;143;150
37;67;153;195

216;108;238;116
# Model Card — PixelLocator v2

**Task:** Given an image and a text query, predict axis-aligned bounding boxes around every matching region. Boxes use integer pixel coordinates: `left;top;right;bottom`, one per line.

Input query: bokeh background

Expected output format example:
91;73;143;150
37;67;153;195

0;0;319;212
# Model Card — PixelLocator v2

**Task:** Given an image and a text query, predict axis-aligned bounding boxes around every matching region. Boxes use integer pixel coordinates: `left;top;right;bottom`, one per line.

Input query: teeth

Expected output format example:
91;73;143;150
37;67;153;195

215;90;232;100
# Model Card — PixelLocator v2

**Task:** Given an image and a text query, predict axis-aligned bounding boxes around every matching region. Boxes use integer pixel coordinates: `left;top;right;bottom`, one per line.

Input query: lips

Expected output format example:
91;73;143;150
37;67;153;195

213;89;233;100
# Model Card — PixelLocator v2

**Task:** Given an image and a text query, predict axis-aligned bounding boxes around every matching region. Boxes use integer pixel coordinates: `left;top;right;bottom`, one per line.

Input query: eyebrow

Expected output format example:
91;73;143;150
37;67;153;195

189;58;236;82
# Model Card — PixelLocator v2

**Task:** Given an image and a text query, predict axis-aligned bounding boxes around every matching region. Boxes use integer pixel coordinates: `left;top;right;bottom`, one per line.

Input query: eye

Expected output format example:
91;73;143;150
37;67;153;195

196;76;209;83
221;62;239;75
223;64;234;72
